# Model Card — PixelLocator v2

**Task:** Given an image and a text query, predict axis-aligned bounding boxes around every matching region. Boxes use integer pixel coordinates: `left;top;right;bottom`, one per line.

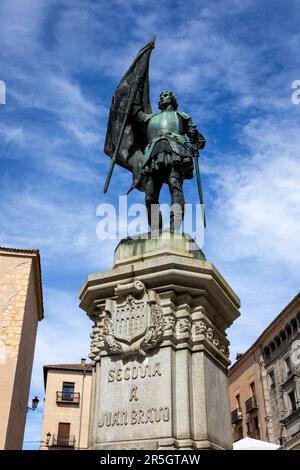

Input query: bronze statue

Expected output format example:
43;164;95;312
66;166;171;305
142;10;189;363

104;36;206;232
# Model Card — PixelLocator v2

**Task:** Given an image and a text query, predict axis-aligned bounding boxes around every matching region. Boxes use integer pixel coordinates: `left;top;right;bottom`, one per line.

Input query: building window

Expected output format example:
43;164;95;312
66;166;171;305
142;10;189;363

233;423;243;442
57;422;70;446
250;382;256;399
268;370;276;388
279;330;286;342
285;357;292;376
253;416;260;439
235;393;241;411
52;423;75;447
274;336;281;347
288;390;297;414
245;382;258;412
285;324;292;337
62;382;75;401
56;383;80;405
291;318;297;332
263;346;270;358
246;420;250;435
253;416;259;431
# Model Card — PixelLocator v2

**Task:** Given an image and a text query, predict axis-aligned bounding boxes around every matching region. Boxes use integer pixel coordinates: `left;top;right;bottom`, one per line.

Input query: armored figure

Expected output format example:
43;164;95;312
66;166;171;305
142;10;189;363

104;37;206;232
132;90;205;231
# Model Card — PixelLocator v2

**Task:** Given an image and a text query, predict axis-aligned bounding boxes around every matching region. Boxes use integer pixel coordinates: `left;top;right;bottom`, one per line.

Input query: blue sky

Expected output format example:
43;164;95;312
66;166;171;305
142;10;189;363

0;0;300;450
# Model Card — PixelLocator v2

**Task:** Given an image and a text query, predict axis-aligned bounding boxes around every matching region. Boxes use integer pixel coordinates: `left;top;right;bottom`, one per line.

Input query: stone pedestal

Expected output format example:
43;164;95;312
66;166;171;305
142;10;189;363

79;233;240;450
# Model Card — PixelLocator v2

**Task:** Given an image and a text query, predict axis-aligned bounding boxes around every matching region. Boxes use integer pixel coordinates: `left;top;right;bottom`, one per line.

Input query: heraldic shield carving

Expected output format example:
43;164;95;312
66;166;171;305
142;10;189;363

99;280;164;357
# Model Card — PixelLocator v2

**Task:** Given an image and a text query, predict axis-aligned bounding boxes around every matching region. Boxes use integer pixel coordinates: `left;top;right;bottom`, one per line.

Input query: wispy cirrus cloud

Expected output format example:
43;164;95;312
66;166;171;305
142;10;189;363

203;116;300;359
208;117;300;267
0;184;115;272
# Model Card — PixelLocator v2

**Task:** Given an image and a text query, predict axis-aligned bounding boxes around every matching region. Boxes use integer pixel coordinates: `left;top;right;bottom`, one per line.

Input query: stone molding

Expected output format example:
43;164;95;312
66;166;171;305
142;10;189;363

88;280;229;366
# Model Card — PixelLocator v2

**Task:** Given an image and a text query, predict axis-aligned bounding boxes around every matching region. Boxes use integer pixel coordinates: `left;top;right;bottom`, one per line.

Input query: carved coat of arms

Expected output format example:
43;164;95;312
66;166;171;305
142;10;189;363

99;280;164;357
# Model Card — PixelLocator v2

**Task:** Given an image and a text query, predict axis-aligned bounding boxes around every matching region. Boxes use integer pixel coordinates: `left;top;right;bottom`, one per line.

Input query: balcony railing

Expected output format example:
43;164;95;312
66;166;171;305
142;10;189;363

280;403;300;428
280;430;300;449
231;408;242;423
56;391;80;404
245;396;258;413
52;435;75;448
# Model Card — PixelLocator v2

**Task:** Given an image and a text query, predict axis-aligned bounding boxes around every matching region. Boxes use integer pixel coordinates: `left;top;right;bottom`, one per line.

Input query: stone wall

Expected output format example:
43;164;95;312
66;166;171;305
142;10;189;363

0;249;43;450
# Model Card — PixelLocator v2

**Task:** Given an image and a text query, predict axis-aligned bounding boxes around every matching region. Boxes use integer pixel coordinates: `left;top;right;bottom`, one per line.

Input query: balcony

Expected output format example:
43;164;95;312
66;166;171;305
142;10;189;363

56;391;80;404
283;404;300;425
281;370;296;387
280;430;300;449
52;435;75;448
231;408;242;423
245;396;258;413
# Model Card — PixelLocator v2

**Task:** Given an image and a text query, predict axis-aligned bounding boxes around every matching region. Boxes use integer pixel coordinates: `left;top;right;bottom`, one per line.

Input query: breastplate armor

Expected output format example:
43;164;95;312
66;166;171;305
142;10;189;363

147;111;184;141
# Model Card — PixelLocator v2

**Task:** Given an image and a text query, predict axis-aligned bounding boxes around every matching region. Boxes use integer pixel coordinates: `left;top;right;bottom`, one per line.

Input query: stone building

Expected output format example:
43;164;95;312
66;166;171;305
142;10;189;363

229;346;267;442
261;293;300;449
41;360;92;450
0;247;44;450
229;293;300;449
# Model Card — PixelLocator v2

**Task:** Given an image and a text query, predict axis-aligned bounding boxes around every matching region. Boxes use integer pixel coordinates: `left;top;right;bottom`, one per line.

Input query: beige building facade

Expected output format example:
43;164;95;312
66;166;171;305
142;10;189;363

229;347;268;442
229;293;300;449
0;247;44;450
41;360;92;450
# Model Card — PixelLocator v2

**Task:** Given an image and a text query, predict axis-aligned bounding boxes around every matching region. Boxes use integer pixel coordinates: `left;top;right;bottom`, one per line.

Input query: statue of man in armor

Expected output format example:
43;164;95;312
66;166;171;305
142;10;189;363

104;37;206;233
132;89;205;231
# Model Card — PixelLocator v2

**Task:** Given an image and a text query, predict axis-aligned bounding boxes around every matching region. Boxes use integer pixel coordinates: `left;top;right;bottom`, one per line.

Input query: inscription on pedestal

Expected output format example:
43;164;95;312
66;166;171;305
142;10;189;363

97;349;172;442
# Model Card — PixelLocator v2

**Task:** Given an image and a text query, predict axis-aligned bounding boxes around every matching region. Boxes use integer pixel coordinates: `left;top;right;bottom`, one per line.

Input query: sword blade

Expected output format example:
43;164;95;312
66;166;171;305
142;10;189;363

193;152;206;228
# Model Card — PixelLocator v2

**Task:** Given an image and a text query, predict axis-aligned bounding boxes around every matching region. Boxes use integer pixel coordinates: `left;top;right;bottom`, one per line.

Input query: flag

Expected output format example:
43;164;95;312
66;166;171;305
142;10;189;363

104;37;155;183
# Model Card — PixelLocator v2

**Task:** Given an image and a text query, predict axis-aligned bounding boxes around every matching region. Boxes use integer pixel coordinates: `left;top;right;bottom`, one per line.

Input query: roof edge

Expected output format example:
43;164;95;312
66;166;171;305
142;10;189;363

43;363;93;389
229;292;300;374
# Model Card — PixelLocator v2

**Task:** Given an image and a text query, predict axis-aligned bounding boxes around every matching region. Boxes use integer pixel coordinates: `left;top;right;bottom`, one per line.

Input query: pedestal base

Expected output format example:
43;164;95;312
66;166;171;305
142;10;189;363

79;233;240;450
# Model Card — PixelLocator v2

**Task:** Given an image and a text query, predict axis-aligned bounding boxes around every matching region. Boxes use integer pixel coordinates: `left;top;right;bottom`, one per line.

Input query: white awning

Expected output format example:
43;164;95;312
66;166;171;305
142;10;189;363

233;436;280;450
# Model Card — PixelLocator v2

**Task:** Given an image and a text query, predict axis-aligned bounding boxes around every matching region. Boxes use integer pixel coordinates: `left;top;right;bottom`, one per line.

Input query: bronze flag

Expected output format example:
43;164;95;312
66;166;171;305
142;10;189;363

104;36;155;193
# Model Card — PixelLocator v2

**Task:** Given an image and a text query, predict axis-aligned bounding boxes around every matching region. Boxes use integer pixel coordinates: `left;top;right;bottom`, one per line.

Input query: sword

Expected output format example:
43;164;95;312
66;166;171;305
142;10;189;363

192;146;206;228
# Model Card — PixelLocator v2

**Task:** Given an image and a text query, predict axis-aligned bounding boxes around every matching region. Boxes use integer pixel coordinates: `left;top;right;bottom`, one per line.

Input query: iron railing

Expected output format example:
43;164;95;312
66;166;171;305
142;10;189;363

231;408;242;423
245;396;258;413
52;435;75;447
56;391;80;404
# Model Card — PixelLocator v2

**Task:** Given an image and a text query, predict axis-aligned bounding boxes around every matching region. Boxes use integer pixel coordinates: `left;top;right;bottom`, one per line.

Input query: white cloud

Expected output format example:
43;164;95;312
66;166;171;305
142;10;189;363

0;0;47;50
9;73;102;150
202;116;300;360
0;123;24;144
0;185;116;272
208;117;300;267
43;153;99;183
